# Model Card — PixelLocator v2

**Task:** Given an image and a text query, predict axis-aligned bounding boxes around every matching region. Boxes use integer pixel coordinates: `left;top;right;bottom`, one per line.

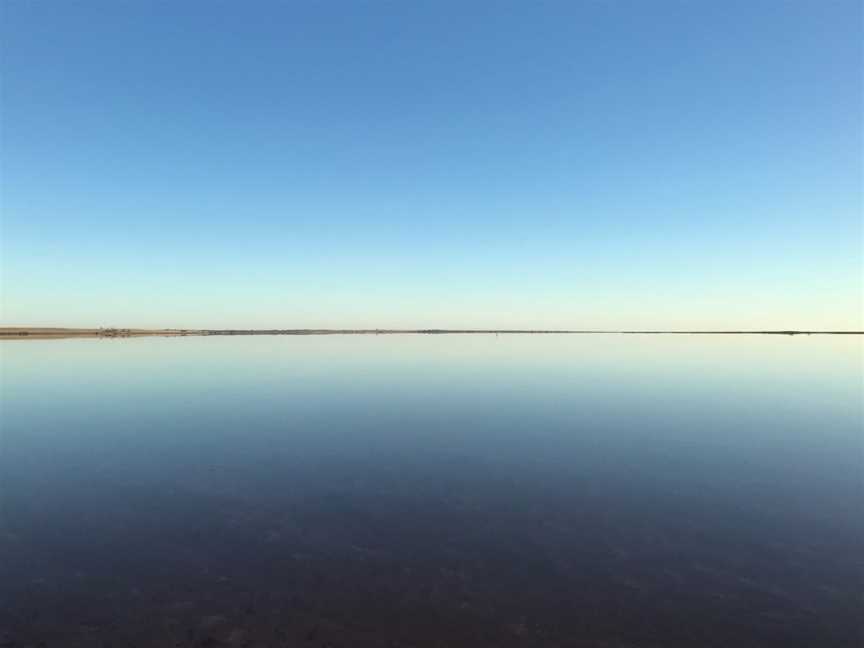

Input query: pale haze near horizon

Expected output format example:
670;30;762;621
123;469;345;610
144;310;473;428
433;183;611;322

1;1;861;330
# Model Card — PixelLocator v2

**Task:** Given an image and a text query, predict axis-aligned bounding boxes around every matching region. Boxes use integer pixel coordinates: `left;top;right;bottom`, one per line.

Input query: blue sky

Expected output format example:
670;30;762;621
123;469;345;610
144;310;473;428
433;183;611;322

1;1;861;329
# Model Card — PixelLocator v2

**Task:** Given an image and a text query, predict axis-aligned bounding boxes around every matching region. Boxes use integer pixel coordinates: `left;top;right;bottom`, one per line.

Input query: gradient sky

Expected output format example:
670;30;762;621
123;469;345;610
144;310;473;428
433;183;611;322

1;1;861;329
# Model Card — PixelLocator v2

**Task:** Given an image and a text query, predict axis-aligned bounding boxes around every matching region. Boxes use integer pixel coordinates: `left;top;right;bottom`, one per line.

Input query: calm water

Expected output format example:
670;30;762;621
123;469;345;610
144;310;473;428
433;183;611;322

0;335;861;647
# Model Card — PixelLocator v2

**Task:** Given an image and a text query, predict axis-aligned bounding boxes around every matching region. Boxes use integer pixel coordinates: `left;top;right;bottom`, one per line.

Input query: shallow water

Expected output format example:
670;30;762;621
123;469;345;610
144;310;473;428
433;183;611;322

0;335;861;647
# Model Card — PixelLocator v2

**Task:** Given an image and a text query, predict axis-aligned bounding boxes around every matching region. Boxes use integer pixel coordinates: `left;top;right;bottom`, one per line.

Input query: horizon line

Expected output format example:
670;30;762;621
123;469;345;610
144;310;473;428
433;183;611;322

2;326;862;339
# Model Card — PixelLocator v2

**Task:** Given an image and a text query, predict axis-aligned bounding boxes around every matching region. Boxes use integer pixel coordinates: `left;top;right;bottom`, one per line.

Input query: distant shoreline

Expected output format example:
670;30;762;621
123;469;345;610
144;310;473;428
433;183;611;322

1;327;861;339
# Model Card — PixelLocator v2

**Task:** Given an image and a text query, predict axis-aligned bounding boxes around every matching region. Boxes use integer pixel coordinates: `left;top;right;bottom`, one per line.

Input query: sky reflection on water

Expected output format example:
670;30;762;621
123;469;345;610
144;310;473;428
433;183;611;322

0;335;861;647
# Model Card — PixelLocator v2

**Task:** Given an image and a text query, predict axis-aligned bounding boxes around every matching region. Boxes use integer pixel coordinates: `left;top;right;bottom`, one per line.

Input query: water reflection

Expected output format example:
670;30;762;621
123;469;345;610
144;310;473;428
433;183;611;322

1;335;861;647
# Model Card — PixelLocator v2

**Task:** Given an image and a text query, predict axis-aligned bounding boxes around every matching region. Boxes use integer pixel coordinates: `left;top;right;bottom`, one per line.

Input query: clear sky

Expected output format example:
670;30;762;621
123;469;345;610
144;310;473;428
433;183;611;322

1;1;861;329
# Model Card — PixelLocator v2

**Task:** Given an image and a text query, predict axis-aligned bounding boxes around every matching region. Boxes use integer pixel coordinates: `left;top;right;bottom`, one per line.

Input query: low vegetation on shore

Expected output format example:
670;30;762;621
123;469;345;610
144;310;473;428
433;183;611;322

1;327;859;340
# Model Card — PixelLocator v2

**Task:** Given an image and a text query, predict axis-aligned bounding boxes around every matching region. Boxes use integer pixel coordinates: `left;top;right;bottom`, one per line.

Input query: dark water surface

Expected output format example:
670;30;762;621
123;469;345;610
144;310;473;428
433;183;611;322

0;335;861;647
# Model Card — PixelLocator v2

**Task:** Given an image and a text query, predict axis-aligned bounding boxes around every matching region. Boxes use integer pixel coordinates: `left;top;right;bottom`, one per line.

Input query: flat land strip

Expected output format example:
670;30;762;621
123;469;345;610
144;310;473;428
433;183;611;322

1;327;860;339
